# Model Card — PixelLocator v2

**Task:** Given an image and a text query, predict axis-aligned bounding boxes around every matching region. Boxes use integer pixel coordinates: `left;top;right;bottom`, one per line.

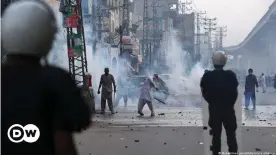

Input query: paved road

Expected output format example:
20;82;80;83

83;88;276;155
93;106;276;127
94;87;276;108
76;126;276;155
253;87;276;105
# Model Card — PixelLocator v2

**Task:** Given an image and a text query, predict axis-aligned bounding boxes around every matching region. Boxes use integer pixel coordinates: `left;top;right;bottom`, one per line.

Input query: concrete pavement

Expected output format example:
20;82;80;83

93;106;276;127
82;88;276;155
76;126;276;155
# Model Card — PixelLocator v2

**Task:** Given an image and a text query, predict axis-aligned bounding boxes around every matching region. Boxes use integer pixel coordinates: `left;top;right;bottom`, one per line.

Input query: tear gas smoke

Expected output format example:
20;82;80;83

47;2;68;70
48;3;206;106
164;30;205;96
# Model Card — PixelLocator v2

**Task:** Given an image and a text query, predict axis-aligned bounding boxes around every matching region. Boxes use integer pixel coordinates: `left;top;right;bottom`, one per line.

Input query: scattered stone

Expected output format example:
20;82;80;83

109;135;112;137
134;140;140;143
246;129;249;131
164;142;167;145
132;117;134;119
178;112;182;114
125;146;128;148
108;123;112;125
189;122;191;124
255;148;261;151
158;113;165;116
183;133;186;135
242;123;245;125
156;133;158;134
130;128;133;131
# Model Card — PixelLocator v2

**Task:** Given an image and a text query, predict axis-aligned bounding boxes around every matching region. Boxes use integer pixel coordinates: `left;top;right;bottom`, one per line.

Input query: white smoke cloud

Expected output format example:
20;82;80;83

164;30;205;96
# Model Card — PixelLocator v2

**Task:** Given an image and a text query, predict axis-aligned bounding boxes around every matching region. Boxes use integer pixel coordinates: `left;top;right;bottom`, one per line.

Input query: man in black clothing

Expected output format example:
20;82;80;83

200;51;239;155
1;1;91;155
244;68;259;110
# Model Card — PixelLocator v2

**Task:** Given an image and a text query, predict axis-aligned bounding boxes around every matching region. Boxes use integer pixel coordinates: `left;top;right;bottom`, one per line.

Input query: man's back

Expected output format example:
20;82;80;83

200;69;239;106
100;74;114;92
245;74;258;92
2;64;91;155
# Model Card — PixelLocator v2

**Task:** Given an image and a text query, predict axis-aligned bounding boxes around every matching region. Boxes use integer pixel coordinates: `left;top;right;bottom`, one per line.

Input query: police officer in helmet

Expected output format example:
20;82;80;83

2;1;91;155
200;51;239;155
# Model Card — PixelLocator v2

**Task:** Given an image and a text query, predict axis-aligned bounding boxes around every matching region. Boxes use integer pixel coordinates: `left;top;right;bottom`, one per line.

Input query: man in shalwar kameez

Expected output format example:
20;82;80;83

97;68;116;114
138;77;158;116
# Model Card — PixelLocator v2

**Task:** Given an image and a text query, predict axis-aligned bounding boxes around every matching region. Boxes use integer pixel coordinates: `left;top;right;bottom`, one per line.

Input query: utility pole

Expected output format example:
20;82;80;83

152;1;158;69
217;26;227;50
180;0;192;14
118;0;130;57
91;0;96;56
96;0;103;43
203;17;217;66
178;0;193;64
142;0;150;65
195;11;206;61
122;0;130;35
151;1;166;70
60;0;88;85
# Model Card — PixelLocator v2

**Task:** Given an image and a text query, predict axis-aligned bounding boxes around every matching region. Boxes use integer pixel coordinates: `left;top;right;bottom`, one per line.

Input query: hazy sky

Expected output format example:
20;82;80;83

192;0;274;46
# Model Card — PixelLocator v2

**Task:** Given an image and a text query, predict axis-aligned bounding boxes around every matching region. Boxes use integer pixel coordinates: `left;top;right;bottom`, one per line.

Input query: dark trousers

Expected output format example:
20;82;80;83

209;106;238;155
101;96;113;112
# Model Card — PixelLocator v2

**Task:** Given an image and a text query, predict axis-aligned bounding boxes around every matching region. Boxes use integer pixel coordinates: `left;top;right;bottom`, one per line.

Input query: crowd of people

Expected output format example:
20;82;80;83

96;67;168;116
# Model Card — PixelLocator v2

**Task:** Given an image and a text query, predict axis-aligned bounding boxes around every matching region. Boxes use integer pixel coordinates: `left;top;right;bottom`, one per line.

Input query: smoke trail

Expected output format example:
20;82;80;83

47;2;205;105
165;30;205;96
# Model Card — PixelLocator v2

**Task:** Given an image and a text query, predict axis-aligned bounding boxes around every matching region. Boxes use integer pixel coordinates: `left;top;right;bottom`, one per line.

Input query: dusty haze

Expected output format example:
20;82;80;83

192;0;274;46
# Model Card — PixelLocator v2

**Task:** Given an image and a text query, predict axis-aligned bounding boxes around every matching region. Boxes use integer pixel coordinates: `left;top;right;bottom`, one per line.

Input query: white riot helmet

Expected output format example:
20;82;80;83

212;51;227;67
1;0;57;57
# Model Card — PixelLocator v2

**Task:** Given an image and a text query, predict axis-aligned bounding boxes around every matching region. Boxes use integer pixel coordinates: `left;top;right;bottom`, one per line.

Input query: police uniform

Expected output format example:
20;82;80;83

1;1;91;154
200;51;239;155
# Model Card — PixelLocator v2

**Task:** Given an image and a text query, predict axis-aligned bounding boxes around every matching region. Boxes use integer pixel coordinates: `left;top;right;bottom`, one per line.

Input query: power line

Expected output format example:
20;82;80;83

203;16;217;66
215;26;227;50
195;11;206;61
